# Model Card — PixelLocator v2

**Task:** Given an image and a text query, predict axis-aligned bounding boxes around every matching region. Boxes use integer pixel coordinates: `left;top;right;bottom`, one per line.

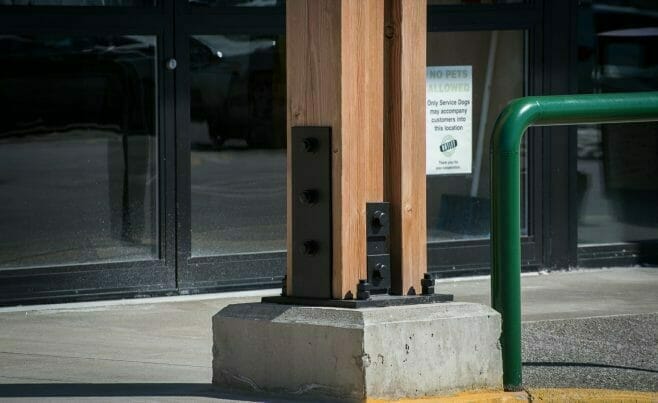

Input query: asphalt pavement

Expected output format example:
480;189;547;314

523;313;657;391
0;267;655;401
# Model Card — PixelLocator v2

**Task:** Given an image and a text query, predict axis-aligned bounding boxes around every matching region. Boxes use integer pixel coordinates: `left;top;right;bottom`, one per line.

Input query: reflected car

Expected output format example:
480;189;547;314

190;34;285;149
0;35;156;139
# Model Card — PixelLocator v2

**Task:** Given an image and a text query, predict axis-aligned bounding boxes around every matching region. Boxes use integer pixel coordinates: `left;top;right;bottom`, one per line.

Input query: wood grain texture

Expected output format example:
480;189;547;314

386;0;427;295
337;0;384;298
286;0;384;299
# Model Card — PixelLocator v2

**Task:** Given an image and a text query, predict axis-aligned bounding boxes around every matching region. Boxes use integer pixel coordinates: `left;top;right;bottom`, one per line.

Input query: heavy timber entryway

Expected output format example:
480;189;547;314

0;1;656;305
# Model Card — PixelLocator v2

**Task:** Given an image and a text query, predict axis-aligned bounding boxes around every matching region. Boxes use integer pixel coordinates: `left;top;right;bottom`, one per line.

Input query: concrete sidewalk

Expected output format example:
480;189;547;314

0;267;656;401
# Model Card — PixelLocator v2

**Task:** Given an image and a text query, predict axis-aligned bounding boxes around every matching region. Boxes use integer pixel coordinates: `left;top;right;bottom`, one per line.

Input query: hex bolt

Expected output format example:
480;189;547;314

421;273;435;295
372;263;386;285
302;137;319;153
357;279;371;300
301;240;319;256
299;189;319;205
371;210;388;228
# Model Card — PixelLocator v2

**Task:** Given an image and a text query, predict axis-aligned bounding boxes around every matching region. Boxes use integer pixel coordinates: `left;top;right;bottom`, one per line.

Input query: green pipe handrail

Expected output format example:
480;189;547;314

490;91;658;391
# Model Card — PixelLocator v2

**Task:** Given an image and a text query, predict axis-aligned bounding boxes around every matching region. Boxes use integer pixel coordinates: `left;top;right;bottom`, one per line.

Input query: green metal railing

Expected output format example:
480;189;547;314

490;91;658;391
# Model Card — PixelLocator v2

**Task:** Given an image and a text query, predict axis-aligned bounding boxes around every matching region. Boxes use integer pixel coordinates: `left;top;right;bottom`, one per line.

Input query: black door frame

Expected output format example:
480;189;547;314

538;0;578;270
0;1;289;305
425;1;545;277
0;3;178;305
172;2;286;294
552;1;658;269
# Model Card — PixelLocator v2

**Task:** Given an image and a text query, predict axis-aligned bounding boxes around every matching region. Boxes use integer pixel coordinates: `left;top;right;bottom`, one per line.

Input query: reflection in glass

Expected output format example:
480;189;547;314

0;0;155;5
188;0;281;7
0;35;158;269
428;0;523;4
576;1;658;245
426;30;525;242
190;34;286;257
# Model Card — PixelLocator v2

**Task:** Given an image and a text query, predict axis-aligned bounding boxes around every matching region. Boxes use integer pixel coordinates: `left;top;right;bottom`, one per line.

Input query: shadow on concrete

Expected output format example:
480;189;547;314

0;383;218;398
523;361;658;374
0;383;324;402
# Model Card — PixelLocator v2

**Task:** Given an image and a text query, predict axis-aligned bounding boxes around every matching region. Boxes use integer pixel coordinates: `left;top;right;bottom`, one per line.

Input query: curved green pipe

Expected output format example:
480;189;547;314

490;91;658;390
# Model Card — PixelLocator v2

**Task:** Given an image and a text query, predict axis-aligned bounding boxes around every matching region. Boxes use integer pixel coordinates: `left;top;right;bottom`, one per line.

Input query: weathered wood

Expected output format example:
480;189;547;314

286;0;384;299
386;0;427;295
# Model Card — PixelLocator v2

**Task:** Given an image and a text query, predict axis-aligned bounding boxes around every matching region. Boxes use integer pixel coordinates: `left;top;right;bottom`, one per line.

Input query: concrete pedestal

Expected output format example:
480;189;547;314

212;302;502;401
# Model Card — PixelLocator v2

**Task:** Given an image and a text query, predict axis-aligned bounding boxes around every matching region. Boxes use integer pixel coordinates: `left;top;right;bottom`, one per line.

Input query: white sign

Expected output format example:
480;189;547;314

426;65;473;175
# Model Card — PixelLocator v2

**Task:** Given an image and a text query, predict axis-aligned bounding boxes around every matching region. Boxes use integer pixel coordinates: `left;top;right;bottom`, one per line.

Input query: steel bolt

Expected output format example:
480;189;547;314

372;263;386;285
421;273;435;295
371;210;388;228
357;279;371;300
299;189;319;205
301;240;319;256
302;137;319;153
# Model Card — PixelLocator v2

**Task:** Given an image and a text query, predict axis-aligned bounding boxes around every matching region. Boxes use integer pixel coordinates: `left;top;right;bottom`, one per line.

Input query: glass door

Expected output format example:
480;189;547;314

0;2;178;304
425;2;545;277
0;0;288;303
575;0;658;266
173;1;287;292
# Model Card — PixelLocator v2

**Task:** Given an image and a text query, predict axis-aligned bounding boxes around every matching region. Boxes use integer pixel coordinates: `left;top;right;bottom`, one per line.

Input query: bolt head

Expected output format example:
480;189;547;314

302;137;319;153
299;240;319;256
299;189;319;205
372;210;388;228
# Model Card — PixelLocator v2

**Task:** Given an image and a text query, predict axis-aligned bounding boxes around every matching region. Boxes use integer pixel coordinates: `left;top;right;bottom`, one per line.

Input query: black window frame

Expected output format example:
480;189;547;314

425;1;546;278
173;2;286;294
0;4;178;305
0;1;289;305
568;1;658;268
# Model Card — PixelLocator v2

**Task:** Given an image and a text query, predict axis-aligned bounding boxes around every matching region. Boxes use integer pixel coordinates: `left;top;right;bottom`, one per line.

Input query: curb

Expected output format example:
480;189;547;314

526;388;658;402
367;391;529;402
366;388;658;402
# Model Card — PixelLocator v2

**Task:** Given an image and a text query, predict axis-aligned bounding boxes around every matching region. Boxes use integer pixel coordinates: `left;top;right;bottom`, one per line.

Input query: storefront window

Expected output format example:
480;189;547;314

0;35;159;269
189;34;286;257
0;1;155;5
576;1;658;244
188;0;282;7
428;0;524;5
426;30;526;242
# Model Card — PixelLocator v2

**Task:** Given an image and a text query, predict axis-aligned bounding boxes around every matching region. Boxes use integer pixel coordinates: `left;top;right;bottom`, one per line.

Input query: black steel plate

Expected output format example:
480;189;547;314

261;293;454;308
291;126;332;299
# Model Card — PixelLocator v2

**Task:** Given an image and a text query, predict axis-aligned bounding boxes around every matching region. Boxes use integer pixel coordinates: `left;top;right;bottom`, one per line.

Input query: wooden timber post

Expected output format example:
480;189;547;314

286;0;427;299
386;0;427;295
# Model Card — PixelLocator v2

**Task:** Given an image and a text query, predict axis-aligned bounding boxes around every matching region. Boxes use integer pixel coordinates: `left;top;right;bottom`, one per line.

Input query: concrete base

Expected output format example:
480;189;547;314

212;302;503;401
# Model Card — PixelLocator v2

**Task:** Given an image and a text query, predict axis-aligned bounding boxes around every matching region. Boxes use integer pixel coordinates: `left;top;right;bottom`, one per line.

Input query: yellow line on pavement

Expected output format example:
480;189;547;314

367;390;529;402
526;388;658;402
366;388;658;402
